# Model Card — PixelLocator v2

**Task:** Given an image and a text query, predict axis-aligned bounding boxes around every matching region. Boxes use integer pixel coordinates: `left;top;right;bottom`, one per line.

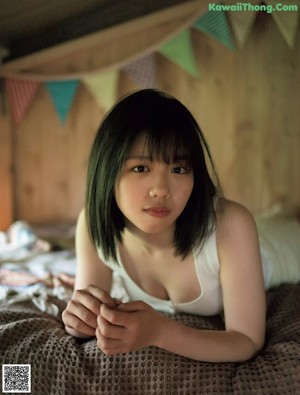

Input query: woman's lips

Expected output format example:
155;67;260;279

144;207;171;217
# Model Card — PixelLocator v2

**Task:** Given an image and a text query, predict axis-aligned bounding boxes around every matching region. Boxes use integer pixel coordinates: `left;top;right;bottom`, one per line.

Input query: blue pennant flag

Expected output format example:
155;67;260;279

46;80;79;123
194;9;236;50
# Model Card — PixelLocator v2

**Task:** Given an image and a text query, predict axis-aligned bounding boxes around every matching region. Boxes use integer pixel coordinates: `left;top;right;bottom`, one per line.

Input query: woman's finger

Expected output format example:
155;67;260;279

85;285;116;308
96;328;125;355
73;286;116;315
63;310;96;337
97;314;125;339
100;304;131;327
116;300;148;312
64;299;98;328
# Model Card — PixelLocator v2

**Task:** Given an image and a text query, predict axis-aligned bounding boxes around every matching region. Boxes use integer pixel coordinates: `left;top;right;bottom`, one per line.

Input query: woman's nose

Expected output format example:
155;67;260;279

148;174;170;199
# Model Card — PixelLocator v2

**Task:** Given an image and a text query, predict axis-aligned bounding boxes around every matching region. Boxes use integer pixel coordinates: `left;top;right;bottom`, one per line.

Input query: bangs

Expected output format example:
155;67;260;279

119;90;199;166
139;128;194;165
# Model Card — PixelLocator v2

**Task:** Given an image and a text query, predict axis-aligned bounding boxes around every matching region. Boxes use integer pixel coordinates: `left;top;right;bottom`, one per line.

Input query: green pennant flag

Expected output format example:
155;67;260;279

158;30;199;78
194;9;236;50
46;80;79;123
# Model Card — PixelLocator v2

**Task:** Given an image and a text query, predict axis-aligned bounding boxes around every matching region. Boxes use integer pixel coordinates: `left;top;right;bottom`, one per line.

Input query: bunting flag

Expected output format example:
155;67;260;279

5;78;40;124
123;53;157;88
158;30;199;78
3;2;300;126
193;8;236;50
45;80;79;123
82;70;119;112
265;0;300;48
225;0;260;47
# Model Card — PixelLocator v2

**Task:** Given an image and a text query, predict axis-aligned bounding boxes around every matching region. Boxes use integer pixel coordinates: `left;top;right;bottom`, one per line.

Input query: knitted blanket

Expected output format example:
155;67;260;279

0;285;299;395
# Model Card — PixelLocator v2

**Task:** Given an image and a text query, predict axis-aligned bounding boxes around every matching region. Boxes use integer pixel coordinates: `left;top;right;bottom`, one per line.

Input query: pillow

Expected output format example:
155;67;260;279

255;206;300;290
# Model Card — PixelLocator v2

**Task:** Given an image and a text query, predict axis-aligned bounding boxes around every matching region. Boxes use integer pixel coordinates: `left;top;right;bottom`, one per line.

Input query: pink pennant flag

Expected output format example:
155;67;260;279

123;54;157;88
5;78;40;124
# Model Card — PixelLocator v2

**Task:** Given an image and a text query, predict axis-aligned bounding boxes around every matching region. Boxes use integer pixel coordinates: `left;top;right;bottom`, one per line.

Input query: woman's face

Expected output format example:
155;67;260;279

114;134;194;237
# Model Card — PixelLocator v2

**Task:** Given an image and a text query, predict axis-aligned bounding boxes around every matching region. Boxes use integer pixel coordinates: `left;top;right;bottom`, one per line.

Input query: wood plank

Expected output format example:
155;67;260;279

0;84;13;230
2;0;193;61
0;0;210;78
13;83;104;224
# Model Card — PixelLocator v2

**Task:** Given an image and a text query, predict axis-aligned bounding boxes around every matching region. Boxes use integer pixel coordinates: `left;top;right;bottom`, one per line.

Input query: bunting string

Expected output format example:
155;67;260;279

2;2;299;124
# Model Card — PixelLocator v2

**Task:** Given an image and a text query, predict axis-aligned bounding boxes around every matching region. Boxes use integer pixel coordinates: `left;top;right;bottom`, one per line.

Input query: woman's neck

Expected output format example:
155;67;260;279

121;224;175;256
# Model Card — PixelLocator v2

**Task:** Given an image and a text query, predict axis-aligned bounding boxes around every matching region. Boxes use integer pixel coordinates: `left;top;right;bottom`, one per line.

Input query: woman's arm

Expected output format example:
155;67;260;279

96;301;262;362
217;201;266;359
62;209;116;338
74;209;113;292
96;201;266;362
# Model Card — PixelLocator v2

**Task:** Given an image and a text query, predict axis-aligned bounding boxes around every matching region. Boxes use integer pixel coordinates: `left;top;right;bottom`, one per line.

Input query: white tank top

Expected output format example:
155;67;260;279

97;230;223;316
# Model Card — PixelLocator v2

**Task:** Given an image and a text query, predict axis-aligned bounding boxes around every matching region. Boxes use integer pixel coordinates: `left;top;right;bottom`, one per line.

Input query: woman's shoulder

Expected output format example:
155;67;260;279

215;197;254;218
215;198;257;240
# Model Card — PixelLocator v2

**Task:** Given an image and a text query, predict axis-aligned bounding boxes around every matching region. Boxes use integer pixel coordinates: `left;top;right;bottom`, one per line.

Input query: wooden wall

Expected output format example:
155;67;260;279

154;12;300;214
0;89;13;230
0;12;299;229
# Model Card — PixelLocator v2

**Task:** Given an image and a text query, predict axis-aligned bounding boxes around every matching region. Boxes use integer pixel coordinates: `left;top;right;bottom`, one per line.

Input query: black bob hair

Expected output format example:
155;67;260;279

85;89;220;262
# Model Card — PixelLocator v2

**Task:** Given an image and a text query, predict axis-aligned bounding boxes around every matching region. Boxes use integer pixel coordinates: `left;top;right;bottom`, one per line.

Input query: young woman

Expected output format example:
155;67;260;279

62;89;266;362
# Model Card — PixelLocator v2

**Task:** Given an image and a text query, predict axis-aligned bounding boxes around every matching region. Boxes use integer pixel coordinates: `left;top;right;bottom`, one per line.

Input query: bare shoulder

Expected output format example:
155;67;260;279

215;198;258;244
216;198;256;231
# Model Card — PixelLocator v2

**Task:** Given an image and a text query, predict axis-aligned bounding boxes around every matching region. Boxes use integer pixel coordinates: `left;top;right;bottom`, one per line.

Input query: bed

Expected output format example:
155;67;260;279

0;220;299;395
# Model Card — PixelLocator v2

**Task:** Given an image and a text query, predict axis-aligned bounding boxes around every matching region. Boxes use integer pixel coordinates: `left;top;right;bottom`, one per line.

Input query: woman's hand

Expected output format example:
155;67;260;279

62;284;117;338
96;301;163;355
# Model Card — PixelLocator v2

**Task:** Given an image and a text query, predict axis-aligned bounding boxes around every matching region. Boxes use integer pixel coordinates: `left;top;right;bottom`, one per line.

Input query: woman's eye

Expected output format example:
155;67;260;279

172;166;189;174
133;165;149;173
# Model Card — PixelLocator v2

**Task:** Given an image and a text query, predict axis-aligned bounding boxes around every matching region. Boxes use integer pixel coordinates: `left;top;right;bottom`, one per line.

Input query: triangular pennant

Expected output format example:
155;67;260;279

265;0;300;48
158;30;199;78
82;70;118;112
5;78;40;124
224;0;260;47
193;8;236;50
123;54;157;88
45;80;79;123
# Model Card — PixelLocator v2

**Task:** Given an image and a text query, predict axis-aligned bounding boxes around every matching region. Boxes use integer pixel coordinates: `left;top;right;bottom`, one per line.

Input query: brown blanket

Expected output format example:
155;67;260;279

1;285;299;395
